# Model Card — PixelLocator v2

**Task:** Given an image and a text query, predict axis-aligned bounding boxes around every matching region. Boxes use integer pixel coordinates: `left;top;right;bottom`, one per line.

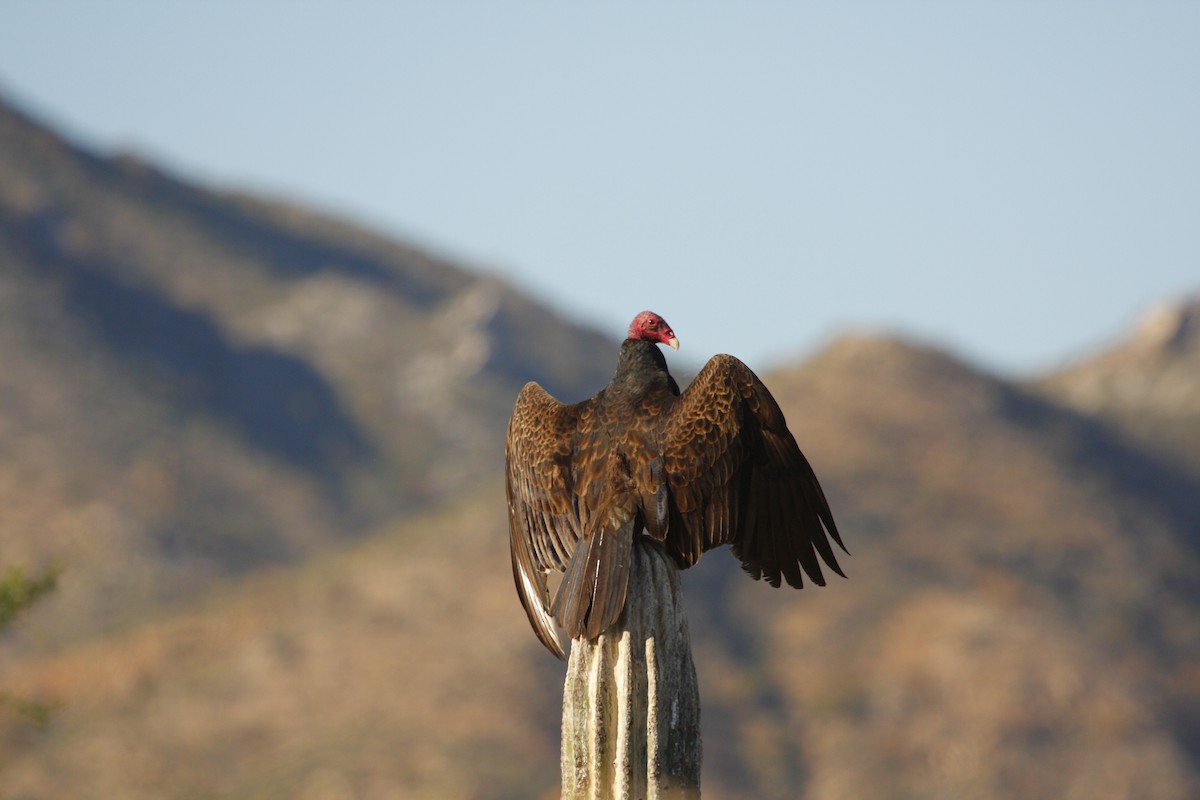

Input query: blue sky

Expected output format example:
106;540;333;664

2;2;1197;375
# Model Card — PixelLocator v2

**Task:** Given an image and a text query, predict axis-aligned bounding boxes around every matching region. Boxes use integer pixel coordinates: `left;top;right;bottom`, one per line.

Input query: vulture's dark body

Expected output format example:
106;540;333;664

506;336;845;659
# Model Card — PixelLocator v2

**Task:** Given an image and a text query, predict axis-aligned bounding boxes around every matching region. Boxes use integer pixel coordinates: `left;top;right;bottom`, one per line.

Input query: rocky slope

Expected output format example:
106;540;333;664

0;95;615;639
2;93;1198;798
1035;295;1200;475
4;333;1199;799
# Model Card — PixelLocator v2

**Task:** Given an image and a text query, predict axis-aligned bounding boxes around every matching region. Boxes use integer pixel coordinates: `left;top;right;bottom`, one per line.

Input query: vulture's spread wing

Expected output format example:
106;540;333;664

661;354;847;588
506;381;638;657
505;382;586;659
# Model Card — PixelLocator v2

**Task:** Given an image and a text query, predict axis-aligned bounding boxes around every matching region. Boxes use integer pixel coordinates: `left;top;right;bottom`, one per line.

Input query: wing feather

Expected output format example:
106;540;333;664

505;382;590;659
661;354;847;587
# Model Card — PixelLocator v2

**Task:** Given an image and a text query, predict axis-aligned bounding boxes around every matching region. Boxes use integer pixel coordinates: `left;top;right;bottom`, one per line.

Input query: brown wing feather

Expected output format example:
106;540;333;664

505;382;588;659
660;354;847;586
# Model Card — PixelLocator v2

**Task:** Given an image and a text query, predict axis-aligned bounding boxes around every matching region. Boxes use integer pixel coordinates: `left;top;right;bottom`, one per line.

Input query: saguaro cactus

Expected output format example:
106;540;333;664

560;539;702;799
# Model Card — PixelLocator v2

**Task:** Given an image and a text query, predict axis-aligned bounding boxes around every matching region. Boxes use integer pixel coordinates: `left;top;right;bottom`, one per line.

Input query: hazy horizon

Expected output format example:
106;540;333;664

3;2;1197;375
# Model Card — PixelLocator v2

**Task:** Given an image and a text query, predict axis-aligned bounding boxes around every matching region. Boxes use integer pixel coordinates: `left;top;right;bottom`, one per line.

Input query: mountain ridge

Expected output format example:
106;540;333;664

2;91;1198;798
0;93;616;641
1035;294;1200;475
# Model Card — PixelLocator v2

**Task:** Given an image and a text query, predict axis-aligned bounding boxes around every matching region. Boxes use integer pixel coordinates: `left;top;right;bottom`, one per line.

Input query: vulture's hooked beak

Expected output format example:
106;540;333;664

667;337;680;351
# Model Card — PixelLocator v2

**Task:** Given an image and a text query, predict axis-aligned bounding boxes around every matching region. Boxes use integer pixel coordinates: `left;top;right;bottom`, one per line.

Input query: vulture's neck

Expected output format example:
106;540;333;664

610;339;673;398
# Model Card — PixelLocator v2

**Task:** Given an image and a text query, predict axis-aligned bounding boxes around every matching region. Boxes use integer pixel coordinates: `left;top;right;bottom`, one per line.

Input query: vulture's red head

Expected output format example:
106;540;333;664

628;310;679;351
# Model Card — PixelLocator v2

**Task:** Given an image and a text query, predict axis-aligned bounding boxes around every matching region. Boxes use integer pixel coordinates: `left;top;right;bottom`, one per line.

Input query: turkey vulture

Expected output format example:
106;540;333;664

506;310;846;658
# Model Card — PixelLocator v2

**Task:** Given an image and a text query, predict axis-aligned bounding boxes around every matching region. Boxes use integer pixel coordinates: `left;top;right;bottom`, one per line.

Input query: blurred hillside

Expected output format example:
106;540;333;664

1036;295;1200;477
0;96;614;639
2;96;1199;799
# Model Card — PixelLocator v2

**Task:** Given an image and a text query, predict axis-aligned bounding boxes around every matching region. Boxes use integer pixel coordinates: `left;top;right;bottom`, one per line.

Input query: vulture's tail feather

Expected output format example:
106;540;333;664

552;519;634;643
